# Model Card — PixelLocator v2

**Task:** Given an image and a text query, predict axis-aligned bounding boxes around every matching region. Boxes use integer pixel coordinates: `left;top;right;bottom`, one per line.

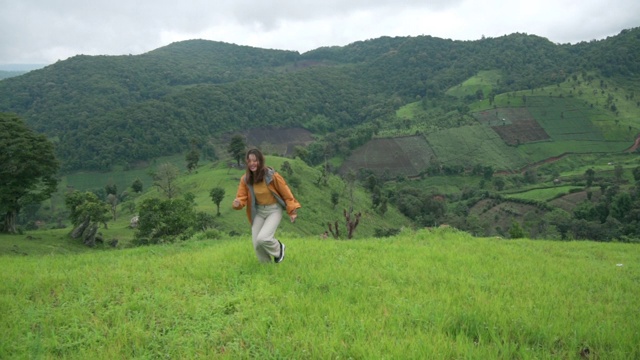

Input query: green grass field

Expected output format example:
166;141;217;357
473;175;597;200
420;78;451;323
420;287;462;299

446;70;501;99
1;227;638;359
426;125;528;171
504;185;583;202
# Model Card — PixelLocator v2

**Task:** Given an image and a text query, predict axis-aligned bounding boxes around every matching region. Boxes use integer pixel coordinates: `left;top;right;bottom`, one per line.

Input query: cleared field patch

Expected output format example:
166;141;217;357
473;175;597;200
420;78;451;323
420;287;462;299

246;127;314;156
340;136;434;176
446;70;501;99
548;190;604;212
473;107;550;145
517;140;631;163
469;198;543;236
426;125;528;171
504;185;583;202
526;96;605;141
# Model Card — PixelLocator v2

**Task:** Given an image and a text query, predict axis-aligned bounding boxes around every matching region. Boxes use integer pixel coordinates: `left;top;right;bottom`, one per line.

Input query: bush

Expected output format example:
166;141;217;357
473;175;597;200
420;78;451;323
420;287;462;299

134;198;196;244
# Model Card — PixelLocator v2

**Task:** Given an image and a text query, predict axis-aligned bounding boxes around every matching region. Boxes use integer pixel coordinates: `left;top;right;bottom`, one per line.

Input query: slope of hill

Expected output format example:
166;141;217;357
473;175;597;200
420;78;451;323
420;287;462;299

34;155;411;245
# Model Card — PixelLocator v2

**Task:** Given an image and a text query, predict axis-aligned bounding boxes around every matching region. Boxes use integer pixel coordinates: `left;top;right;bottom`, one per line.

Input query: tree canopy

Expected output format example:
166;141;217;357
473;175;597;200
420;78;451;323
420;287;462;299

0;113;59;233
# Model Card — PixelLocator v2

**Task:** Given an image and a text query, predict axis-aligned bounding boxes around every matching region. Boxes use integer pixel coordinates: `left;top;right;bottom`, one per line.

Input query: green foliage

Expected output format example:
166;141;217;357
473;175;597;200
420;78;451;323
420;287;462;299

194;211;216;232
185;149;200;173
508;220;525;239
131;178;143;193
0;113;59;233
209;187;225;216
64;190;110;226
151;163;181;199
135;197;196;244
393;187;446;226
227;135;246;166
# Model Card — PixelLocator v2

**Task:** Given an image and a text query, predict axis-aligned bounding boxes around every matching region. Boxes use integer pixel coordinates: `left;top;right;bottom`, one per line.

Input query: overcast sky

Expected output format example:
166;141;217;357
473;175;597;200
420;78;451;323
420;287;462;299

1;0;638;65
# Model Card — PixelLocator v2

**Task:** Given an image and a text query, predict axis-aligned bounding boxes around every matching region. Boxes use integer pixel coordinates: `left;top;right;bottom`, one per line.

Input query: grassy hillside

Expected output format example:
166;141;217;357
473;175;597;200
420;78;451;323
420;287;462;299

36;155;411;247
1;227;638;358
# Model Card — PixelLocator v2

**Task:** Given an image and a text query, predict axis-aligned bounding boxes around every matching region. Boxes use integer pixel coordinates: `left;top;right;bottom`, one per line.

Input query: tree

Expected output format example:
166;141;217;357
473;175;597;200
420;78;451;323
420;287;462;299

131;178;143;193
483;166;494;180
1;113;59;233
64;190;110;246
186;149;200;173
151;163;181;199
544;208;572;240
105;183;117;196
280;161;293;177
614;164;624;183
585;168;596;187
135;198;196;244
493;177;506;191
209;187;225;216
508;220;525;239
227;135;246;166
106;193;118;221
523;169;537;184
331;191;340;209
64;191;110;227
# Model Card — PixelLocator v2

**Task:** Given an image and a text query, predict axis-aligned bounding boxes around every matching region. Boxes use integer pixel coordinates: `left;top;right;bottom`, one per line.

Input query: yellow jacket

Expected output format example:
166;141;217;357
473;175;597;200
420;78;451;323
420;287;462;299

232;168;301;224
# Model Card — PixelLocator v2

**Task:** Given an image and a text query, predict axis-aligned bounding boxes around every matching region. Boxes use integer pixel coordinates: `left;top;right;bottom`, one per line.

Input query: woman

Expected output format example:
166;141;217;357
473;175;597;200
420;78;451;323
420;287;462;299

232;149;301;263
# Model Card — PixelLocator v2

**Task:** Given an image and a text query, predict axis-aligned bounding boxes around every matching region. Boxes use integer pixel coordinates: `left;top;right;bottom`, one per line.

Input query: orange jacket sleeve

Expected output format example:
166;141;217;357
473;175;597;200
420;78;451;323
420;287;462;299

233;175;249;210
271;172;301;216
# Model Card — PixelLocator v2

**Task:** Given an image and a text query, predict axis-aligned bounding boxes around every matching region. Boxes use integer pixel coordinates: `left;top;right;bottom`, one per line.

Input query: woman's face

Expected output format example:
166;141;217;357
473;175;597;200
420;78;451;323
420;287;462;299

247;154;260;173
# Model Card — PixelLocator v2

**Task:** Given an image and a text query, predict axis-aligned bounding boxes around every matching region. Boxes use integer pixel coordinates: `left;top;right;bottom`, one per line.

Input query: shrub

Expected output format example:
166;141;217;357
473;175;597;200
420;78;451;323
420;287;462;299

134;198;196;244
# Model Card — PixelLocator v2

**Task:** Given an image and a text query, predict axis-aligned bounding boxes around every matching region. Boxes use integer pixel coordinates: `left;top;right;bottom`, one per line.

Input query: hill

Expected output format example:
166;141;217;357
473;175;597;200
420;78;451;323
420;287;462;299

1;227;638;358
0;29;638;172
30;155;411;246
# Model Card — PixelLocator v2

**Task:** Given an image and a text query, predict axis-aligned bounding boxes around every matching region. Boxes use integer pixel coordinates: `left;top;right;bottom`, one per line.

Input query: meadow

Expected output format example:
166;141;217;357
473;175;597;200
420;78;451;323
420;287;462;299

504;185;583;202
1;227;638;359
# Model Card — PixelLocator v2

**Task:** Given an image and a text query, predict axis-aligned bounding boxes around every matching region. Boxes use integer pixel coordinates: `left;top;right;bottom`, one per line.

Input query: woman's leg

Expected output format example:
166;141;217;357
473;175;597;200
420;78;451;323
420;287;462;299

251;205;283;262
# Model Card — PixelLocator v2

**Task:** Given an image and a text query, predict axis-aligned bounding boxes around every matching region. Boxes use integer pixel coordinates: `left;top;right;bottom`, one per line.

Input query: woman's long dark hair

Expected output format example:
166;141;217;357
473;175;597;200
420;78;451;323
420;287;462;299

245;148;267;185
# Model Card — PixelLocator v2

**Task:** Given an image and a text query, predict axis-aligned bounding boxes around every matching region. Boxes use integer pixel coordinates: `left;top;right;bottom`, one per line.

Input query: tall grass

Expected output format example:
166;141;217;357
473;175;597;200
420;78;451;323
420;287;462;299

2;228;638;359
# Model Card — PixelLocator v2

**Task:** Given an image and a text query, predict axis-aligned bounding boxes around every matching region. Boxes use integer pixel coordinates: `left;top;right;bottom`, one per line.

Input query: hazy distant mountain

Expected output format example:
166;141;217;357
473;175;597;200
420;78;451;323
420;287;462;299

0;64;48;71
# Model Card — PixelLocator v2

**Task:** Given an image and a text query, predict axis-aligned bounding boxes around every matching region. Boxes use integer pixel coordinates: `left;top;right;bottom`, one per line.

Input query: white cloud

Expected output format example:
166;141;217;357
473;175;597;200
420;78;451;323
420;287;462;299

0;0;637;64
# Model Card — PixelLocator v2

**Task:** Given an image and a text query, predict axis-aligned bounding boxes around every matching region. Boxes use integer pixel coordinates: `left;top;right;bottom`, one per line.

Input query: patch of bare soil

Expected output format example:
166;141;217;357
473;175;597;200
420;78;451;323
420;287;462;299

548;190;602;212
469;198;544;236
245;128;314;156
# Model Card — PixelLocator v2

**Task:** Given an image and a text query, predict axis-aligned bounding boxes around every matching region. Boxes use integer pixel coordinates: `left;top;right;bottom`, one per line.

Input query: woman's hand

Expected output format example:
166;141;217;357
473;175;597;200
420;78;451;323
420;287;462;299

289;212;297;223
232;198;241;207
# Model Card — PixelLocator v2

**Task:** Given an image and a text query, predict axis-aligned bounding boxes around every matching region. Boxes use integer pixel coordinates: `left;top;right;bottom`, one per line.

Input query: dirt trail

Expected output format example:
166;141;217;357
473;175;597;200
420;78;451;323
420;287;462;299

496;134;640;175
625;133;640;152
495;153;569;175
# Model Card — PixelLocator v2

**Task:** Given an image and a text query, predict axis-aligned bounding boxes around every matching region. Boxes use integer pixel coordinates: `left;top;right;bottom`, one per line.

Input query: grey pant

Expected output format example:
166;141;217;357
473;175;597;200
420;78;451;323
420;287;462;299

251;204;283;262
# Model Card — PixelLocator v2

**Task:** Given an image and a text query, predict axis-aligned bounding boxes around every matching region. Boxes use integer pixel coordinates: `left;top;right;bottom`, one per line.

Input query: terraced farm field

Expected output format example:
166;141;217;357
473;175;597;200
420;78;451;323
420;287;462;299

526;96;605;141
473;107;550;145
340;136;434;176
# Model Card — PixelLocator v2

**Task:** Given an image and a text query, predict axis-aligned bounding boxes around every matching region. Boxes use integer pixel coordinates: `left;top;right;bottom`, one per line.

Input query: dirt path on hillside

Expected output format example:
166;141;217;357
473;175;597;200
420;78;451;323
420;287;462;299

495;153;570;175
495;134;640;175
625;133;640;152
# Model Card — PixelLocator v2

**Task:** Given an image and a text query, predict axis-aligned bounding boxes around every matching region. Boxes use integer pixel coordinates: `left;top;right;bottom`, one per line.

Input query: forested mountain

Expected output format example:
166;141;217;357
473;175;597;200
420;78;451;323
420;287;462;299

0;28;639;172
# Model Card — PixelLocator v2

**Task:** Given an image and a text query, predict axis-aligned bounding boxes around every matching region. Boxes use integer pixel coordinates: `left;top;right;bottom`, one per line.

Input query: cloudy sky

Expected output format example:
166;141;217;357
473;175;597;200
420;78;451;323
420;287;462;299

1;0;638;65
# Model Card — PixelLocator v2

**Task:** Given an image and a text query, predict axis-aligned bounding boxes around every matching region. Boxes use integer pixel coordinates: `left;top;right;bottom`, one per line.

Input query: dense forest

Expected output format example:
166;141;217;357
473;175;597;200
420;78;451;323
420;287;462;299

1;28;638;172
